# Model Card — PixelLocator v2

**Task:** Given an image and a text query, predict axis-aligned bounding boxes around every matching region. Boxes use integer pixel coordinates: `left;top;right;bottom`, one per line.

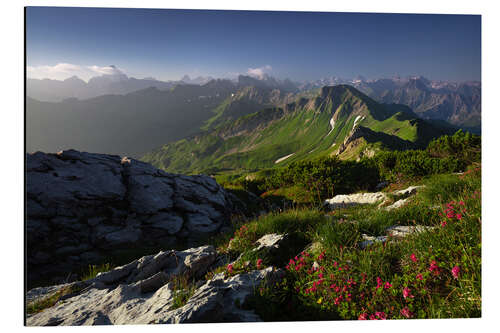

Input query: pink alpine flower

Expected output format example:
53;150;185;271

456;213;463;220
384;282;392;289
400;306;413;318
410;253;418;262
227;264;233;274
256;258;263;269
451;266;460;279
358;313;369;320
429;260;439;274
441;220;447;228
403;287;414;299
375;312;387;320
416;273;423;281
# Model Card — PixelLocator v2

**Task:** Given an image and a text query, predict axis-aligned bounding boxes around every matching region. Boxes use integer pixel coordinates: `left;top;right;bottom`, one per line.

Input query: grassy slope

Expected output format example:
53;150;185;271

142;85;450;174
212;167;481;320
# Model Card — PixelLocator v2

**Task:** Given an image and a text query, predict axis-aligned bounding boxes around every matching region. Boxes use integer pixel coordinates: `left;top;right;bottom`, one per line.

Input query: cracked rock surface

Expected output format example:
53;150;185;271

26;245;283;326
27;150;234;285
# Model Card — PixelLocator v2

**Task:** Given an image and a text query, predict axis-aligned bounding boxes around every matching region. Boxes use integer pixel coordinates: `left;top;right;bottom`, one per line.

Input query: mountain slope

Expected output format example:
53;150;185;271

26;81;235;157
26;76;300;158
201;84;301;131
353;77;481;129
142;85;452;174
300;76;481;130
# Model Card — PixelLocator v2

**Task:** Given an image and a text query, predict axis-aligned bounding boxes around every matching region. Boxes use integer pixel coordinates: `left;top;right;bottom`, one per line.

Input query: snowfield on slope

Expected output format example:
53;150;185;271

326;116;336;136
274;153;295;164
353;115;365;130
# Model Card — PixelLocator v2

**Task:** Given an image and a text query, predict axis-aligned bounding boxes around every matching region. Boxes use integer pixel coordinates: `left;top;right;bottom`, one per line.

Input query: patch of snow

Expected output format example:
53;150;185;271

274;153;295;164
352;115;365;130
326;116;335;136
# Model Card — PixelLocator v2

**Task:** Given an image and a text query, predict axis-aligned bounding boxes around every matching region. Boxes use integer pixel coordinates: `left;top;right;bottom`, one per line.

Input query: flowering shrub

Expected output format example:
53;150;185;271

233;164;481;321
253;170;481;320
281;240;478;320
228;224;258;253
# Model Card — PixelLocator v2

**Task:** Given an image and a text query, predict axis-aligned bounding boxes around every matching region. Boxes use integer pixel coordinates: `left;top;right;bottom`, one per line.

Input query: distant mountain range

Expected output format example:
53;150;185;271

26;76;297;157
26;71;219;102
301;76;481;129
27;72;481;130
142;85;454;174
26;71;480;162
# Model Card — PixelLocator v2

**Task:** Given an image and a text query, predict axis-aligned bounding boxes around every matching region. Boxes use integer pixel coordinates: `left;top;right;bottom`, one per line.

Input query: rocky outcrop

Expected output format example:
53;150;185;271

385;225;436;238
393;185;425;197
358;225;435;249
27;150;234;286
385;198;409;210
335;125;415;157
324;192;388;209
324;185;426;210
26;245;283;326
359;234;388;249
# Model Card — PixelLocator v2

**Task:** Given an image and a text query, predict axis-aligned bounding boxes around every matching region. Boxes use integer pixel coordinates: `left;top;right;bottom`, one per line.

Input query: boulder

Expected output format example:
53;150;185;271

358;234;388;249
385;225;436;238
324;192;388;209
393;185;425;197
324;184;425;211
26;150;234;286
385;198;409;210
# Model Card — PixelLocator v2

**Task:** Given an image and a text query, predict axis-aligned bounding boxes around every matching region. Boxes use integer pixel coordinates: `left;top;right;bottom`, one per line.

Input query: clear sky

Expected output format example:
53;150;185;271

26;7;481;82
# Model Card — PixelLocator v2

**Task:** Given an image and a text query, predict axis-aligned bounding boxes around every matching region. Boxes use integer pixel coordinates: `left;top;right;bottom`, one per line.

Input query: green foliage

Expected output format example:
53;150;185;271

169;274;198;310
81;263;114;281
419;167;481;206
245;167;480;320
258;156;380;203
26;284;84;315
227;209;326;254
374;130;480;182
427;129;481;164
221;130;479;208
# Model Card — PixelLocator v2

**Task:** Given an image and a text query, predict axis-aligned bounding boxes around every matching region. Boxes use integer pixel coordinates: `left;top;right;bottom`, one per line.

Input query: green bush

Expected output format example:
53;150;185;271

233;131;480;204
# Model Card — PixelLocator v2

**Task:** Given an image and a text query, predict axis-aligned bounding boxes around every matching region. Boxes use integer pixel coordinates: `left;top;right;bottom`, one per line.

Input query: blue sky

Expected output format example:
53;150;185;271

26;7;481;82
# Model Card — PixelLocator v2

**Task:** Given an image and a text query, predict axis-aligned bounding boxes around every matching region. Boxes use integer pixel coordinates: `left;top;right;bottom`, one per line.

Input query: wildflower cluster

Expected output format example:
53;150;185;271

439;199;468;227
244;163;480;320
228;224;258;252
282;243;474;321
458;166;481;180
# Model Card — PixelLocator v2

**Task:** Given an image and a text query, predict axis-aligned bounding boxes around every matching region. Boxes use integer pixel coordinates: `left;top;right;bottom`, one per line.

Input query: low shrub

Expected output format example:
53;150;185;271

247;168;481;320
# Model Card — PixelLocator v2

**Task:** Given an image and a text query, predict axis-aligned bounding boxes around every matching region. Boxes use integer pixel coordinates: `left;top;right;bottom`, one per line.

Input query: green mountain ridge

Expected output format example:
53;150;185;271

142;85;453;174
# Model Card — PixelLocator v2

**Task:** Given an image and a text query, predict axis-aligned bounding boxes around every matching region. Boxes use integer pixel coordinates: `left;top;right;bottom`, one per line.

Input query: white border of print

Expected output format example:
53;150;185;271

2;1;498;332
